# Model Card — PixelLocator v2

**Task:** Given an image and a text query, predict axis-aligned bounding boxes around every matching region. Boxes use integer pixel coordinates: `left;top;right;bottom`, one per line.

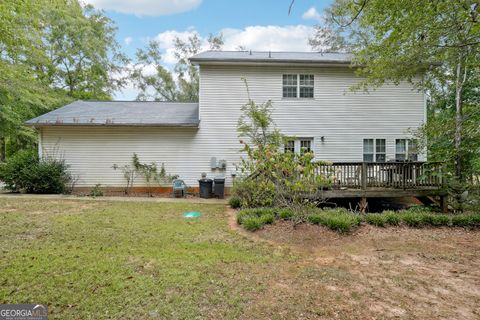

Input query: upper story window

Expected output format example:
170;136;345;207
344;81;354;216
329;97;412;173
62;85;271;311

396;139;418;161
284;138;314;154
282;74;314;99
363;138;386;162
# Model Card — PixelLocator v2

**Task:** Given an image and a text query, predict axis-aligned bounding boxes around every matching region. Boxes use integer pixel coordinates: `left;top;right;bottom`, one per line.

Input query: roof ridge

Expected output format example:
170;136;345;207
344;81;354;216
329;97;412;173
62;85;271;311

79;100;198;104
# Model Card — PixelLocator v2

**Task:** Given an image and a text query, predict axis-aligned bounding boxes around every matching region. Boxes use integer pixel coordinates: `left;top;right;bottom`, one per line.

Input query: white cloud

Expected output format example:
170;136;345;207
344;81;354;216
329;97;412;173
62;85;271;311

124;36;133;45
154;29;200;64
152;25;313;65
85;0;202;16
302;7;323;22
114;25;314;100
220;25;314;52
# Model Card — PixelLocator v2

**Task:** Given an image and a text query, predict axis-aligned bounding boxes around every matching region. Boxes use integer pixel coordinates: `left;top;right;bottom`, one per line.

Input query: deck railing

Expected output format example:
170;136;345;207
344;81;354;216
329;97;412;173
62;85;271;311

317;162;443;190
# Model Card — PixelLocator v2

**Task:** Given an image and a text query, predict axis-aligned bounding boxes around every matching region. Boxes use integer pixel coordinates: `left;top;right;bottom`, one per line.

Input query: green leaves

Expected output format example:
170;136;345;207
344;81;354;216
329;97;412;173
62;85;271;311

0;0;126;158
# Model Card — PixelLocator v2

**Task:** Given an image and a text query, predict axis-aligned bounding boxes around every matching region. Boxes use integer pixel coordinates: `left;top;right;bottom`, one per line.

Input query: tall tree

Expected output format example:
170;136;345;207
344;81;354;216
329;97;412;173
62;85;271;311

130;33;224;102
325;0;479;186
0;0;126;159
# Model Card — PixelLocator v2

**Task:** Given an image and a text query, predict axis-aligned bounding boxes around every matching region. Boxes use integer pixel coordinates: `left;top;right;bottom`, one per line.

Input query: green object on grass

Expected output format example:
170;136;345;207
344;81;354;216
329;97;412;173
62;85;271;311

183;211;202;218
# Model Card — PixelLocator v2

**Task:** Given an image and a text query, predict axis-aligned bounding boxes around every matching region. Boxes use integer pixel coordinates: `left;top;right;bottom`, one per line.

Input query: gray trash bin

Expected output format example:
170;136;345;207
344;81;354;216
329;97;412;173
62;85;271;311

214;178;225;199
198;179;213;198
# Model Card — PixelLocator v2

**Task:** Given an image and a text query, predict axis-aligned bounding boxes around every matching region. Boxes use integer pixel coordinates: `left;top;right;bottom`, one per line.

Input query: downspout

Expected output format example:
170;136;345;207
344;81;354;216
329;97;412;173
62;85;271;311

38;128;43;160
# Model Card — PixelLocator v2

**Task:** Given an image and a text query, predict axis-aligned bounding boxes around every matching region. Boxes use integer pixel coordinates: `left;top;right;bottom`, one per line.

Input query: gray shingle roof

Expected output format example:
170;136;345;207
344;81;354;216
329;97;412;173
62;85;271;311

25;101;199;127
190;50;353;65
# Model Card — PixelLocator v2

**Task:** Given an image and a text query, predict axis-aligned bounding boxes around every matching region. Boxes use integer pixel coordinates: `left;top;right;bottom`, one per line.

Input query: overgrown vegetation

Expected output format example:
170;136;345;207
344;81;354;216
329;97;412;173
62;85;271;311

314;0;480;211
113;153;178;194
0;1;126;159
0;150;73;194
233;81;333;215
236;207;480;233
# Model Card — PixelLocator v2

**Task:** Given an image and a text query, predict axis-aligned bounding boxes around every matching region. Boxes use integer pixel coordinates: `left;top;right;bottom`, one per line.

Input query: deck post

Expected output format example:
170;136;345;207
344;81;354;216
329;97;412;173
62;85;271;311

440;195;448;213
361;162;367;190
358;197;367;213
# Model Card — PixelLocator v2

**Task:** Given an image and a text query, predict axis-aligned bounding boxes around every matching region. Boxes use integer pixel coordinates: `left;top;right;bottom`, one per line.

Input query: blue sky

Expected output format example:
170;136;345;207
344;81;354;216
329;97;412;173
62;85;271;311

86;0;333;99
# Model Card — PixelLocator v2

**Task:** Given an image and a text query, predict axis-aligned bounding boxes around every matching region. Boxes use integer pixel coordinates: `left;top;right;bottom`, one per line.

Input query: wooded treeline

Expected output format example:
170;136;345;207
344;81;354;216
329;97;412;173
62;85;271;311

307;0;480;207
2;0;479;206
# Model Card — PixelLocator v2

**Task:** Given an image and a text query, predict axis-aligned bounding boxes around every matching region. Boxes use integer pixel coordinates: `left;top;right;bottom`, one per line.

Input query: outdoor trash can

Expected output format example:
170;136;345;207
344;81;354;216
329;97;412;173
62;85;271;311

214;178;225;199
198;179;213;198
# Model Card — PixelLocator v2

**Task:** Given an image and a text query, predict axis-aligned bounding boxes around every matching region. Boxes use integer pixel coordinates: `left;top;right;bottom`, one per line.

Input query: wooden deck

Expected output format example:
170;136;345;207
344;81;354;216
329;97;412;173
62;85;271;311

316;162;446;206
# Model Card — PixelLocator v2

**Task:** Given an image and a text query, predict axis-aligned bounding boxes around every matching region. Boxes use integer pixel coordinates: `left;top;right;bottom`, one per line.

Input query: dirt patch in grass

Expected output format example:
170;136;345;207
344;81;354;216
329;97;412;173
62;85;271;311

243;221;480;319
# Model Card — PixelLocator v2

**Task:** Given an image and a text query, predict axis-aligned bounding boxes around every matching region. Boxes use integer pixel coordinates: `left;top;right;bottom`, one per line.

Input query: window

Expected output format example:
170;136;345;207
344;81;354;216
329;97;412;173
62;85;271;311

375;139;386;162
396;139;418;161
363;139;374;162
300;139;312;153
282;74;314;98
283;138;314;154
284;140;295;153
299;75;314;98
282;74;297;98
408;140;418;161
363;138;386;162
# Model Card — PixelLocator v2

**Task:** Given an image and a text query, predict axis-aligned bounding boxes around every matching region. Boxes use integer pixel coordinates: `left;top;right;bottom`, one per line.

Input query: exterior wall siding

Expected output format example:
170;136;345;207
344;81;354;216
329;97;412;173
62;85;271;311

41;64;425;188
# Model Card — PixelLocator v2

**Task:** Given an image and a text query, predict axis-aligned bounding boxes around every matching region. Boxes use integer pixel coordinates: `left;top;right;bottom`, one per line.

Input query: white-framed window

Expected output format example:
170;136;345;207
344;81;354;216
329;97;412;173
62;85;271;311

282;74;314;98
396;139;418;161
284;138;314;154
363;138;386;162
284;140;295;153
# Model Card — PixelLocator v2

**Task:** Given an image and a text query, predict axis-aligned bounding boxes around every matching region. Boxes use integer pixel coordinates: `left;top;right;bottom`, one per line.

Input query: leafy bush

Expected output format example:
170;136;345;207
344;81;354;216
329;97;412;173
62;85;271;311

277;208;294;220
228;195;242;209
25;158;72;194
0;150;38;191
383;211;402;225
232;178;275;208
89;184;104;197
237;208;276;231
307;209;361;233
364;214;388;227
0;150;72;194
232;88;333;211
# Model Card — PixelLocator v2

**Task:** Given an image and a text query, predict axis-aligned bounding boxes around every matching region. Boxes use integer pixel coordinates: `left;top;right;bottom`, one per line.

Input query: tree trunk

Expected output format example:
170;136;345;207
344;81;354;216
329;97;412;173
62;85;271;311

454;60;464;183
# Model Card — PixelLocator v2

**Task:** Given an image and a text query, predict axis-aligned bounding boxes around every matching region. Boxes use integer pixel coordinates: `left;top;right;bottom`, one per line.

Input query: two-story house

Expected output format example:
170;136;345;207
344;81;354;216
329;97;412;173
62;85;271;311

26;51;428;194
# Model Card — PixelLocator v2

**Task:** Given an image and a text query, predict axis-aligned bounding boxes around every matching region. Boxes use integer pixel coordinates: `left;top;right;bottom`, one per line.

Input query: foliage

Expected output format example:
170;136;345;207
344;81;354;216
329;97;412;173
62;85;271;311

309;26;352;52
236;206;480;233
0;150;39;191
89;184;104;197
234;86;333;211
113;153;179;194
307;209;362;233
130;33;223;102
0;149;72;194
324;0;480;209
0;0;126;159
228;195;242;209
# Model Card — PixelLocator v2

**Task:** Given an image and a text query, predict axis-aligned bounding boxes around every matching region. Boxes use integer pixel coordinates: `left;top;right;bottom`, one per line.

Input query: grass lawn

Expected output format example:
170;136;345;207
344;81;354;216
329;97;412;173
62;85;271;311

1;198;480;319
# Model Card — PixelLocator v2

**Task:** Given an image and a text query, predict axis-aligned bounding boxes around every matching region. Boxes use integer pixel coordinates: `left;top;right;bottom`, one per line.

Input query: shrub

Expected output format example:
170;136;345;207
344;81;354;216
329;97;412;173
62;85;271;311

228;195;242;209
399;211;426;227
277;208;294;220
0;151;72;194
451;214;472;227
242;217;264;231
237;208;276;231
89;184;104;197
0;150;38;192
307;209;361;233
383;211;401;225
364;214;388;227
232;178;275;208
23;157;73;194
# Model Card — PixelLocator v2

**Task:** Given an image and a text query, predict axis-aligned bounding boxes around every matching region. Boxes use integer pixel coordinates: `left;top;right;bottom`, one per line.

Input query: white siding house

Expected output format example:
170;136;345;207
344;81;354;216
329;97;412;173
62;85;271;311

27;51;426;191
